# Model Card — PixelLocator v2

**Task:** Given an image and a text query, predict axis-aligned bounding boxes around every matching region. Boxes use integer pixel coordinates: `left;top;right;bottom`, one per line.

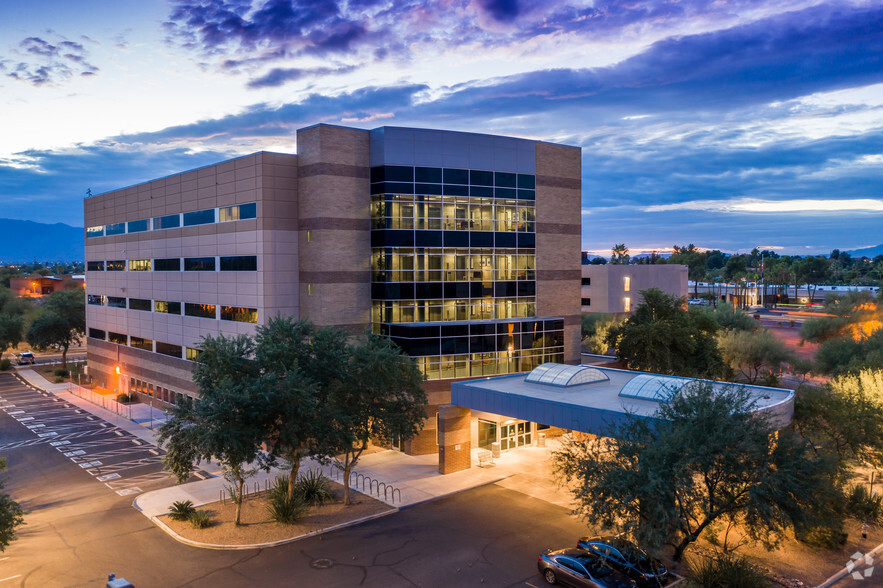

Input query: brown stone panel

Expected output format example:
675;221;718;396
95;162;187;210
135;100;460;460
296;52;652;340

536;142;582;180
536;270;582;281
299;271;370;284
298;162;369;180
296;124;371;168
406;427;439;456
536;222;581;235
299;218;371;231
536;176;581;190
438;405;471;474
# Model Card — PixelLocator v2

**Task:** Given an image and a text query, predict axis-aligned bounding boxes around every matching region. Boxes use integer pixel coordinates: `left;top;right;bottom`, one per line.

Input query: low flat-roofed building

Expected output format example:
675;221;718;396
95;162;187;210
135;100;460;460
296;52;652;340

437;362;793;473
581;263;687;314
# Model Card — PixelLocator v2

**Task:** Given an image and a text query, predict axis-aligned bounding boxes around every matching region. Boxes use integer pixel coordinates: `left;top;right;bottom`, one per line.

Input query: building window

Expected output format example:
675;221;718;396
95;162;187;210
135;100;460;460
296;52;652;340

307;230;313;242
130;336;153;351
107;296;126;308
154;300;181;314
184;257;216;271
86;226;104;238
128;298;151;311
154;258;181;272
221;306;258;323
581;298;591;306
153;214;180;230
105;222;125;236
185;303;216;319
156;342;183;358
219;202;257;222
87;261;104;271
623;297;631;312
87;294;105;306
185;347;202;361
307;284;314;296
105;260;126;271
624;276;631;292
182;208;215;226
127;219;149;233
581;277;591;286
108;331;127;345
128;259;151;271
88;328;105;340
220;256;257;271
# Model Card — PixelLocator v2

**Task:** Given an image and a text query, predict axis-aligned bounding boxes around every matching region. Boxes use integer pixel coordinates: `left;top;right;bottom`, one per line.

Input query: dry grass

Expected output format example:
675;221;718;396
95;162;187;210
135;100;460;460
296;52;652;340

158;482;393;547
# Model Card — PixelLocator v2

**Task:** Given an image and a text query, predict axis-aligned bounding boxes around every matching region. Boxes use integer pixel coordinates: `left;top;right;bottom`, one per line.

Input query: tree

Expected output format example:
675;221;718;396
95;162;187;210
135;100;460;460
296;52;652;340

709;303;756;332
718;329;794;384
795;256;831;304
553;384;839;561
580;313;621;354
25;290;85;368
0;314;23;362
254;317;346;499
0;457;25;552
610;243;630;265
158;334;269;526
316;333;427;505
605;287;724;378
794;369;883;470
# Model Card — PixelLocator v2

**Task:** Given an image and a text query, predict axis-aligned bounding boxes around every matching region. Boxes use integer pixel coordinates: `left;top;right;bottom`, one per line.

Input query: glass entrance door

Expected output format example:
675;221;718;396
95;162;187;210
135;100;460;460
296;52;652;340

500;421;532;450
478;419;497;451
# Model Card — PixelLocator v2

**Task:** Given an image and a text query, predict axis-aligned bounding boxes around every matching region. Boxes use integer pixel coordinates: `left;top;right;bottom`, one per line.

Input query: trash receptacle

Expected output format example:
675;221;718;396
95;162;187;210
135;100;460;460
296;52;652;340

491;441;501;458
538;432;546;447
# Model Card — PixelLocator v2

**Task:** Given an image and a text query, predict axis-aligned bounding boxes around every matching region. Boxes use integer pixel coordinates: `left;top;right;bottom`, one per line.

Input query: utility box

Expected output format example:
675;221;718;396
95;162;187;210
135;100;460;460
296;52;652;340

107;574;134;588
538;433;546;447
491;442;501;458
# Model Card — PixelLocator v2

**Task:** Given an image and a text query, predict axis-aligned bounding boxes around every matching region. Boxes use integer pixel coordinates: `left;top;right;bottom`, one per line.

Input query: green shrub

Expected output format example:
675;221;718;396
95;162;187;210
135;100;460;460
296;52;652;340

188;510;212;529
296;469;335;506
795;523;848;548
0;358;10;371
267;476;309;524
168;500;196;521
53;376;65;383
116;393;131;404
685;553;767;588
846;484;883;525
54;367;67;377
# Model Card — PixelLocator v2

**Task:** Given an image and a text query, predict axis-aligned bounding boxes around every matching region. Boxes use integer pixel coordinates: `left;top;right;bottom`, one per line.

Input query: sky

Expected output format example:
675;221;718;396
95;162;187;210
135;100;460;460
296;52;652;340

1;0;882;256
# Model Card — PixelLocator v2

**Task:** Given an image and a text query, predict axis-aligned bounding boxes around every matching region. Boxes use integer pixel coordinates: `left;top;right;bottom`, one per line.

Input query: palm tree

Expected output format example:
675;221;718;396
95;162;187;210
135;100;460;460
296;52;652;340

611;243;630;265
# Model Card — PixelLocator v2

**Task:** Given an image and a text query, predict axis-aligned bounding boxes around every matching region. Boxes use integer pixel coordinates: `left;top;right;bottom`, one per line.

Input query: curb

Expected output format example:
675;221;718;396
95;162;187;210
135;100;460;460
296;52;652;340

148;507;400;550
397;474;511;510
817;541;883;587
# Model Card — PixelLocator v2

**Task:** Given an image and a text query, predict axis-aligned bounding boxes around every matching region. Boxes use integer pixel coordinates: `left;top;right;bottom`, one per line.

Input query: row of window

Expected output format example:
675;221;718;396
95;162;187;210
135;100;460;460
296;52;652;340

86;256;257;273
90;328;202;361
372;281;536;301
371;195;536;232
414;349;565;381
129;378;188;407
372;248;535;284
372;297;536;324
86;202;256;238
389;329;564;357
87;295;258;323
371;165;536;188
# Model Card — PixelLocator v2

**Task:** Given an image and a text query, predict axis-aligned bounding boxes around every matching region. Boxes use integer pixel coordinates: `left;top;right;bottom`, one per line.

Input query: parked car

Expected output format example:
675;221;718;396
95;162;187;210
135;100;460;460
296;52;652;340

576;537;670;587
16;352;36;365
538;548;636;587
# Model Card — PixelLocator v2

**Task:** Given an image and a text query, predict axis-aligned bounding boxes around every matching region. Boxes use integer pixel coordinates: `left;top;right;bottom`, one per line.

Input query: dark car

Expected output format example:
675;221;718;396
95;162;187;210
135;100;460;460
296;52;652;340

576;536;670;587
537;548;636;587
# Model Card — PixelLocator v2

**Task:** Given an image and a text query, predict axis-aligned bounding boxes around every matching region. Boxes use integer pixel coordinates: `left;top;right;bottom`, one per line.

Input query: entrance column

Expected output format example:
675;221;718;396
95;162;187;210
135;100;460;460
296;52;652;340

438;405;471;474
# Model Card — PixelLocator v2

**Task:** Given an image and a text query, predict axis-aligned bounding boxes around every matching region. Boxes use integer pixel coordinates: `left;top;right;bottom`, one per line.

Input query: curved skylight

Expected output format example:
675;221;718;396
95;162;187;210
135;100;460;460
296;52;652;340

525;363;610;387
618;374;696;401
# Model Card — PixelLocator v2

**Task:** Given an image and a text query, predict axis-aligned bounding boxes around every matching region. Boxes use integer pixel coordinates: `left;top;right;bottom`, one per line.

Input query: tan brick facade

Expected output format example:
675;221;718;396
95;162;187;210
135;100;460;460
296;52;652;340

437;405;471;474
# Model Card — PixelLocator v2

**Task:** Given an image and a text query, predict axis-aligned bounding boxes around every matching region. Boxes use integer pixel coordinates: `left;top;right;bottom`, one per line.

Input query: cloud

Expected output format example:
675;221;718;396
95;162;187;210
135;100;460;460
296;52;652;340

0;35;99;86
246;64;356;88
644;198;883;214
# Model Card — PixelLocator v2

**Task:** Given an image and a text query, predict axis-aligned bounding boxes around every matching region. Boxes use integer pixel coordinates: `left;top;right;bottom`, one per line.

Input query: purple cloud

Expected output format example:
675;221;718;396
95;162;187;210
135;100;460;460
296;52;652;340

246;64;356;88
0;35;99;85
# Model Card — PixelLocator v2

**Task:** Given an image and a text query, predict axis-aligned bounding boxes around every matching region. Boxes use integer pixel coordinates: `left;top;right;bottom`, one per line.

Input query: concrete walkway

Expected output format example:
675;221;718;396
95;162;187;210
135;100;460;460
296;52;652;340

13;368;577;548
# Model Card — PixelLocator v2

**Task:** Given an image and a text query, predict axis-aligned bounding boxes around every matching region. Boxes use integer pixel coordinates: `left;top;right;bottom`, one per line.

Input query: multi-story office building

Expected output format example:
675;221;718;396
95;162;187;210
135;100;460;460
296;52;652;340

580;263;688;314
84;124;582;455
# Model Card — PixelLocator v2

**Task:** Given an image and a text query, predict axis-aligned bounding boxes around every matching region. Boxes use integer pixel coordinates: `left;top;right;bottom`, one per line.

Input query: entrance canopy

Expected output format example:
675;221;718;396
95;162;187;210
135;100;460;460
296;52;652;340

451;363;794;437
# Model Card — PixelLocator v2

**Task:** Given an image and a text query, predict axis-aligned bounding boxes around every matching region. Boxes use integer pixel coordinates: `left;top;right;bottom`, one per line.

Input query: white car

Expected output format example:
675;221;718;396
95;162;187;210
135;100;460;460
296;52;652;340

16;352;36;365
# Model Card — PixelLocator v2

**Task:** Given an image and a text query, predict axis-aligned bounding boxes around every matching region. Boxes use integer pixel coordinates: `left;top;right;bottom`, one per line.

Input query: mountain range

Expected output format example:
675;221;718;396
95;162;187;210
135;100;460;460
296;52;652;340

845;244;883;258
0;218;84;263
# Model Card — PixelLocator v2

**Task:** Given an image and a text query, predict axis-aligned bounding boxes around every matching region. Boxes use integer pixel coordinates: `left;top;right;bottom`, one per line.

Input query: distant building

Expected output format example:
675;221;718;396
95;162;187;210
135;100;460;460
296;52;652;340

9;274;85;297
580;263;688;314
